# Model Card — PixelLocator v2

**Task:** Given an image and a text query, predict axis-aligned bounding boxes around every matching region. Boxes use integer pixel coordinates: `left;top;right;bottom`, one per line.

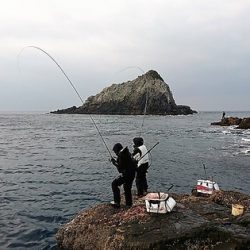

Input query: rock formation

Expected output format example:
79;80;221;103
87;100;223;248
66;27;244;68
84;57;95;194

211;117;242;126
51;70;196;115
211;116;250;129
237;118;250;129
56;190;250;249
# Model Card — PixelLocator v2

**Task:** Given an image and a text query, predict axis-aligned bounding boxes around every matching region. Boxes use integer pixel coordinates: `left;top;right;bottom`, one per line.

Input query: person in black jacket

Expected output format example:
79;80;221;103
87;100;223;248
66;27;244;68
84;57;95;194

110;143;136;208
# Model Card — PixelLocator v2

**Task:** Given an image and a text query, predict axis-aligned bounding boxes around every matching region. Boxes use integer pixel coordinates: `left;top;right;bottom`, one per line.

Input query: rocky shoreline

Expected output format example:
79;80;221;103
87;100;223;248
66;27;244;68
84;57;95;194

56;190;250;249
211;117;250;129
51;70;196;115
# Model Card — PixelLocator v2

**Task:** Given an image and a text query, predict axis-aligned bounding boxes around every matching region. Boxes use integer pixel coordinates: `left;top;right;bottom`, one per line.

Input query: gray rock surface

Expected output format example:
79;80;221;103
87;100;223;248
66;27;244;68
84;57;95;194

56;190;250;250
237;118;250;129
51;70;196;115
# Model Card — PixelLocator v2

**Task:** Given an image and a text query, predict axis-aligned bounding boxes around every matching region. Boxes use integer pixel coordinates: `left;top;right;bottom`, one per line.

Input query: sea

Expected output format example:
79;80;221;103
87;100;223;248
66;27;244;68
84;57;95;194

0;111;249;249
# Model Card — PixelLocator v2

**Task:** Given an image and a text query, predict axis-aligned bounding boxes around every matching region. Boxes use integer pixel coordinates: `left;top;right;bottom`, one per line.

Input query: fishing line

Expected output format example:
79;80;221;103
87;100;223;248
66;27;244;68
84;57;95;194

116;66;148;136
117;66;154;168
139;88;149;137
18;46;113;158
117;66;145;75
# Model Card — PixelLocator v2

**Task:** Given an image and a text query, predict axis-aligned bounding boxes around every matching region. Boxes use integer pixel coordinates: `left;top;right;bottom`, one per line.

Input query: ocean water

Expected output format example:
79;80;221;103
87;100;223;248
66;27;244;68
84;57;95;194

0;111;249;249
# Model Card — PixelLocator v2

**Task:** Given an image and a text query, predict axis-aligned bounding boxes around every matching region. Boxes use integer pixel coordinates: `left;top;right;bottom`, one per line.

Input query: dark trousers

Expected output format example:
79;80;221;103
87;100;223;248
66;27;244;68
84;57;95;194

112;175;133;206
136;163;149;196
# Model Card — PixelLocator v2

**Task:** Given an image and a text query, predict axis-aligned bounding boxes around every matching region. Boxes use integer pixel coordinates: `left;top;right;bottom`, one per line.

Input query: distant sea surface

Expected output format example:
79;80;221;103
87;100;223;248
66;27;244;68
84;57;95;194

0;111;249;249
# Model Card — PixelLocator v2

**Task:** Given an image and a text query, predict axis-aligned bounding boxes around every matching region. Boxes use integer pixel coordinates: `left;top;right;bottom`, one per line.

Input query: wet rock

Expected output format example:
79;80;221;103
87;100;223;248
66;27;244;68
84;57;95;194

51;106;77;114
211;116;250;129
56;191;250;249
211;117;242;126
51;70;196;115
236;118;250;129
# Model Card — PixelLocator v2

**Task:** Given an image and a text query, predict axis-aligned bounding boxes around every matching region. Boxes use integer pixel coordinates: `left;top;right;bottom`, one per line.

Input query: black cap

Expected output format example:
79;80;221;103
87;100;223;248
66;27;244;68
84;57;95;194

113;143;123;154
133;137;143;147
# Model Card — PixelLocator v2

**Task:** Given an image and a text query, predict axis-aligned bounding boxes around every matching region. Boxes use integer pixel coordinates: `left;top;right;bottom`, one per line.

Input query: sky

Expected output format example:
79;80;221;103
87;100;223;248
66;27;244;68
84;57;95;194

0;0;249;111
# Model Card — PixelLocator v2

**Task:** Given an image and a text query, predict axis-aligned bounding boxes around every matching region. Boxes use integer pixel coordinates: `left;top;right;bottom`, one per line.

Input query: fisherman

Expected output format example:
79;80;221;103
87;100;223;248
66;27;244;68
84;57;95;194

110;143;136;208
132;137;149;197
222;111;226;120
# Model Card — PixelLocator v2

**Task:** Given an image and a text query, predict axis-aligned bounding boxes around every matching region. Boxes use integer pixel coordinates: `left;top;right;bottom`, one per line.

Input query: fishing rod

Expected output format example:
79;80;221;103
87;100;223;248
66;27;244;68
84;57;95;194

167;184;174;192
202;163;208;180
158;184;174;199
18;46;113;158
138;141;159;161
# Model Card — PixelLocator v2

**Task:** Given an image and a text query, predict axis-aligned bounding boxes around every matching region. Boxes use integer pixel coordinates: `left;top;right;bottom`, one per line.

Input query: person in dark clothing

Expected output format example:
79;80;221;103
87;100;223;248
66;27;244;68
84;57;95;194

132;137;149;197
110;143;136;208
222;111;226;120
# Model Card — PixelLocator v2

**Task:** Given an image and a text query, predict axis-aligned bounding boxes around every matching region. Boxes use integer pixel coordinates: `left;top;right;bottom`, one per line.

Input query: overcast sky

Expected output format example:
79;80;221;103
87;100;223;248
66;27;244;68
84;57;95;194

0;0;249;111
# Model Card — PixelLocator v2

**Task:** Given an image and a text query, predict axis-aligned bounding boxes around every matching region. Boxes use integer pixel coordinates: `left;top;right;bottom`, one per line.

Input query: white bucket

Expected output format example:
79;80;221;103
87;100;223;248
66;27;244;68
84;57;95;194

144;193;176;214
166;197;176;212
232;204;244;216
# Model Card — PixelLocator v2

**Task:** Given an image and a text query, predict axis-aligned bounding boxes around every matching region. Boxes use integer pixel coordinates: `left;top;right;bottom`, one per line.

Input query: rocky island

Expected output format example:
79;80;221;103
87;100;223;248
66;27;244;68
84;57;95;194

56;190;249;249
211;117;250;129
51;70;196;115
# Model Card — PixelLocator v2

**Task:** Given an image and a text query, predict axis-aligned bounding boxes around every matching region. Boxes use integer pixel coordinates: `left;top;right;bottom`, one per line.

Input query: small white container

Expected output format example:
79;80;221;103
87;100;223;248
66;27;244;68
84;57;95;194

213;183;220;191
232;204;244;216
165;197;177;212
144;192;176;214
196;180;220;195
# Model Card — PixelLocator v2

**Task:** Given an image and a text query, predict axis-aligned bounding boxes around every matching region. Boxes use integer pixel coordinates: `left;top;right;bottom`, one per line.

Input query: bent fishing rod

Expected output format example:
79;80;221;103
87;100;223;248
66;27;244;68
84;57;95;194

18;46;113;158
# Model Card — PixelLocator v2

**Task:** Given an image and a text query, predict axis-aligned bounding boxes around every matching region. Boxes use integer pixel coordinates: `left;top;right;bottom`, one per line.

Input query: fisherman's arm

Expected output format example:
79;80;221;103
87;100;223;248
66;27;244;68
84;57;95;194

111;157;118;167
111;157;124;173
133;148;142;161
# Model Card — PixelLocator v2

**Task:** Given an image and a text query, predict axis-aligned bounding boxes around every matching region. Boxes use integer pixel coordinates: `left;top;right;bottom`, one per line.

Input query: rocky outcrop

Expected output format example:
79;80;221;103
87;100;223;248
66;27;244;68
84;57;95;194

56;191;250;249
237;118;250;129
51;70;196;115
211;117;242;126
211;117;250;129
52;106;77;114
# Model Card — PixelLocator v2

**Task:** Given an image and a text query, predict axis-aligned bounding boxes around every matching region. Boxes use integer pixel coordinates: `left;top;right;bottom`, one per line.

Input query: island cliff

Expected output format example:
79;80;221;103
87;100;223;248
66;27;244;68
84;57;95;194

51;70;196;115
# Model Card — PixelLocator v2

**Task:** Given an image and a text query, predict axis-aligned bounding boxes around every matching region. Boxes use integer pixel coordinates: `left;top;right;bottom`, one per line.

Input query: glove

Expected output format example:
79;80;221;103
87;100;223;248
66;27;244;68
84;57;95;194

133;158;138;164
111;158;116;164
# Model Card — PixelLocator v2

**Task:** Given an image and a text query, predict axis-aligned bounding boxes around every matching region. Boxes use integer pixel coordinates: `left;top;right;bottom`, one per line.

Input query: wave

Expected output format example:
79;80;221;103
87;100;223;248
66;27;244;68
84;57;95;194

242;149;250;154
222;130;231;135
1;112;250;249
234;148;250;155
242;138;250;142
18;212;66;223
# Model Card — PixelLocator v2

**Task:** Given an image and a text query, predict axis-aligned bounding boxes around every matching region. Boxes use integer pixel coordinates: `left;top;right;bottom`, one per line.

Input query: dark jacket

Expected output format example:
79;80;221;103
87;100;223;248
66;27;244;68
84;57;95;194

112;147;136;180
